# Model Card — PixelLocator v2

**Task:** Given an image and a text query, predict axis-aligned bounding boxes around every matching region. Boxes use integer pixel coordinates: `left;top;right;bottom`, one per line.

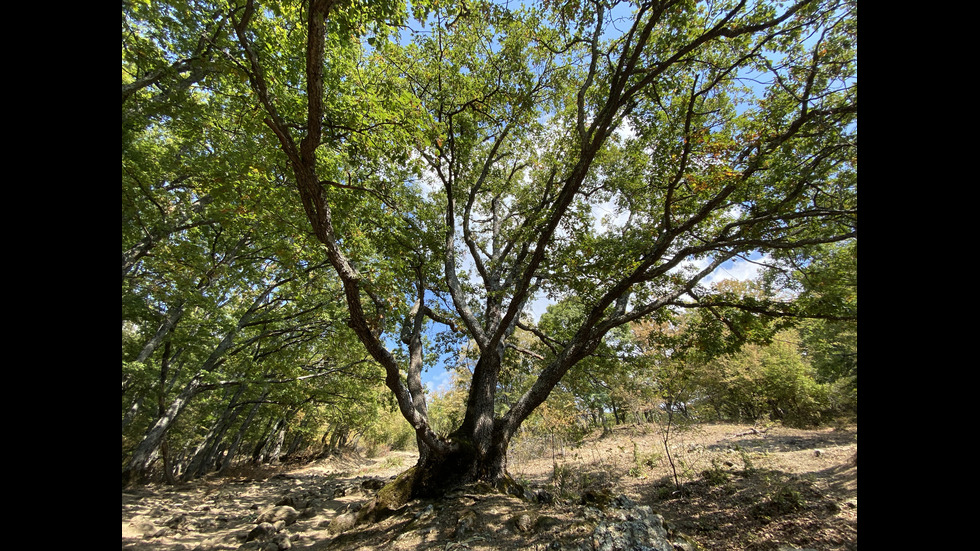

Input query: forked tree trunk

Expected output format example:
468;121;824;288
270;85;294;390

401;417;516;499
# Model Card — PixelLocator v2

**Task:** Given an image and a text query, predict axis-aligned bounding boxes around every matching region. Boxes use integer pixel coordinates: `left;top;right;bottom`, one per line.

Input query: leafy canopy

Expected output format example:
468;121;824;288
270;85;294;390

123;0;856;464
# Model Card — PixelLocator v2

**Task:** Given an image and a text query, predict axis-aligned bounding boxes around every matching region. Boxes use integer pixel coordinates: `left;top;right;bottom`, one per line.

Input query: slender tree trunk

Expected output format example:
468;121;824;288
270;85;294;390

285;431;304;458
254;418;285;464
122;393;145;432
268;421;287;464
134;302;184;365
123;375;203;486
123;281;276;486
219;391;267;474
321;423;350;456
608;396;623;425
161;438;178;485
183;384;246;481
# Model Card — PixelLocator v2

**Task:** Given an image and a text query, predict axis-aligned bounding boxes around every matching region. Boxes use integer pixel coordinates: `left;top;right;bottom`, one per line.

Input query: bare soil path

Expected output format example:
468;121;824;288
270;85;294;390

122;422;856;550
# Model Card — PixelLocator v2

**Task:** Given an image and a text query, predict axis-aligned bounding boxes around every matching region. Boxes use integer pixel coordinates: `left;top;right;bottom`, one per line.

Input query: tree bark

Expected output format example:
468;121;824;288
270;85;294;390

267;420;287;464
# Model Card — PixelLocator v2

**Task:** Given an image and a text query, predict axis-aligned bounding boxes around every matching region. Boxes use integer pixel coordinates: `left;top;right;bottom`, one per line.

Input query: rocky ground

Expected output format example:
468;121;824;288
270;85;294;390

122;421;857;550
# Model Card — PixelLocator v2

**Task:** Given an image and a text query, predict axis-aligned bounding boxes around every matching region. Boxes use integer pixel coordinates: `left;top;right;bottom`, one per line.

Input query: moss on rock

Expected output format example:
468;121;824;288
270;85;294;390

355;466;417;525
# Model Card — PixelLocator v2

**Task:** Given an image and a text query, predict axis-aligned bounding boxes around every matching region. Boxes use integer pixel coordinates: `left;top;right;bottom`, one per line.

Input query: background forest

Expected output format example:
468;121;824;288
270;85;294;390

122;0;856;488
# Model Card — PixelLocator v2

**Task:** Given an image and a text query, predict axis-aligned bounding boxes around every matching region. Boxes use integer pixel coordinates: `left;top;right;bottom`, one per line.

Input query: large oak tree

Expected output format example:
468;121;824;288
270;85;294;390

125;0;856;498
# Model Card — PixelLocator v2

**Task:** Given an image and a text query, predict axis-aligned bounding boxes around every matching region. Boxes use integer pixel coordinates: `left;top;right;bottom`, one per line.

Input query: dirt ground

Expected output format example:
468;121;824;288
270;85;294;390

509;421;857;550
122;421;857;550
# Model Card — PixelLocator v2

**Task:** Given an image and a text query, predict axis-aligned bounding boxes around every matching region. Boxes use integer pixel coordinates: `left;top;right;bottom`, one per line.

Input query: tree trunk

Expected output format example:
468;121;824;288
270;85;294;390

285;431;304;458
123;284;275;486
321;423;351;456
122;375;203;486
219;391;267;474
122;393;145;432
182;384;246;481
395;418;515;501
267;421;287;464
610;398;622;425
160;438;178;485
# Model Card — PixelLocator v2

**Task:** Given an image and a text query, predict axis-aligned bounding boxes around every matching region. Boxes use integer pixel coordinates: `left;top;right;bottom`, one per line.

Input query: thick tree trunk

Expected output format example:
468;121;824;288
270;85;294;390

400;419;514;500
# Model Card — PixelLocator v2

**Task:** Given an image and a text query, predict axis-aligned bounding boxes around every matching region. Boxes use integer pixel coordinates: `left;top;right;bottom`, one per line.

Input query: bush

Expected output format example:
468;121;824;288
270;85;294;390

702;459;730;486
694;329;851;427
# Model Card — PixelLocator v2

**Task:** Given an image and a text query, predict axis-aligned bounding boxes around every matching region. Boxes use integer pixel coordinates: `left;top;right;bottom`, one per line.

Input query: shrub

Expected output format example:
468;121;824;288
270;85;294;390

693;329;850;427
702;458;730;486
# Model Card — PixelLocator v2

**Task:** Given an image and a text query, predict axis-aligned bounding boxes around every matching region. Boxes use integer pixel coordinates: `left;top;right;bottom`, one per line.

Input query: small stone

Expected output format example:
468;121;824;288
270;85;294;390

272;533;292;549
165;513;189;530
415;504;435;520
512;513;533;533
454;509;478;538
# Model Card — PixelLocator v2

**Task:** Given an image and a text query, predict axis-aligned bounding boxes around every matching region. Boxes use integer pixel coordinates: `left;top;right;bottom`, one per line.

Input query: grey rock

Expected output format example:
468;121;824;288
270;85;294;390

246;522;278;542
257;506;300;526
512;512;534;533
130;519;157;537
327;512;357;534
415;504;436;520
272;533;292;549
165;513;190;530
591;518;673;551
586;495;674;551
276;493;311;509
454;509;478;539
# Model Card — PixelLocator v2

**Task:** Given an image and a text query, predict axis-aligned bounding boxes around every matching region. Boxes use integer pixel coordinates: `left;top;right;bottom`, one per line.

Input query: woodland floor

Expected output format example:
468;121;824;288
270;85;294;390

122;421;857;550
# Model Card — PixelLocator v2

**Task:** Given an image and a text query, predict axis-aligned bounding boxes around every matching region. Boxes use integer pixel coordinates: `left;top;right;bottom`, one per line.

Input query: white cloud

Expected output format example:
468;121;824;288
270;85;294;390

703;254;769;287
